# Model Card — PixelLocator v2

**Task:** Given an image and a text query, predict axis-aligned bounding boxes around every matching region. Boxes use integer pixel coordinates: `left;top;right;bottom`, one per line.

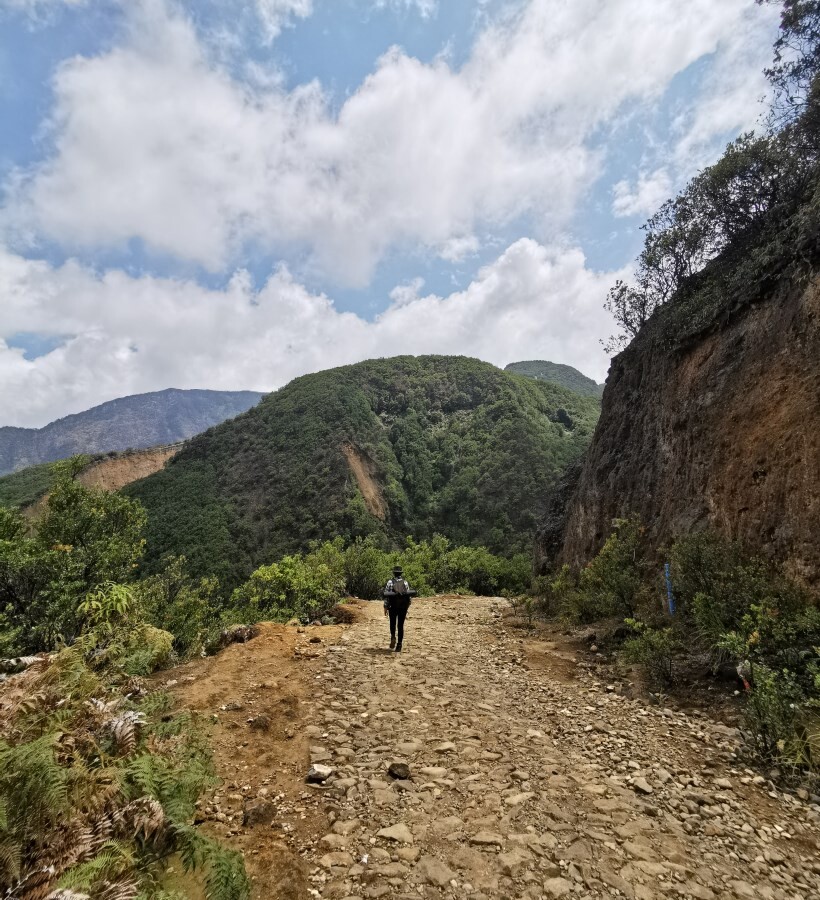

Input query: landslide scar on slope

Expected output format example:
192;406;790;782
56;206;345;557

341;442;386;520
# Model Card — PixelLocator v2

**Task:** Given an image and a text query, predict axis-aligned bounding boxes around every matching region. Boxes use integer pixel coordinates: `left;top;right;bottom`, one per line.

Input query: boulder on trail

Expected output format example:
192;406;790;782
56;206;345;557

387;761;411;780
217;624;259;648
376;823;414;844
306;764;334;783
242;797;275;827
415;855;455;887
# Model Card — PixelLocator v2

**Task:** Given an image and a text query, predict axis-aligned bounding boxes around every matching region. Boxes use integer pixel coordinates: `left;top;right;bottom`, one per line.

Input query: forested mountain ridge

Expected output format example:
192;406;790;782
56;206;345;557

126;356;600;587
504;360;604;398
0;388;264;475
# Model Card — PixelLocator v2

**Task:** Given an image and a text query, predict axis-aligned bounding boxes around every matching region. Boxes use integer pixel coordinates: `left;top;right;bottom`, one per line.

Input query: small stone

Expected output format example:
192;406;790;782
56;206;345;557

306;764;334;783
543;877;573;897
420;766;448;778
415;855;456;887
377;823;414;844
633;777;654;795
498;848;532;875
470;830;504;847
319;833;349;850
713;777;733;790
504;791;534;807
434;741;457;753
388;761;411;780
319;851;355;869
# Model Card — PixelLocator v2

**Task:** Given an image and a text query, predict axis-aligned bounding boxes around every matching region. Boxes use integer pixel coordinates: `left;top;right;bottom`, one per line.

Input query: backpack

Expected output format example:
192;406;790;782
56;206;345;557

391;578;409;596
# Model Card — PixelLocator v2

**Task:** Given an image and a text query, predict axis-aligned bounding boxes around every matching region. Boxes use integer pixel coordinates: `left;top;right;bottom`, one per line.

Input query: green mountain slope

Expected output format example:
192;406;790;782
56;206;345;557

505;360;603;398
0;461;56;509
126;356;600;586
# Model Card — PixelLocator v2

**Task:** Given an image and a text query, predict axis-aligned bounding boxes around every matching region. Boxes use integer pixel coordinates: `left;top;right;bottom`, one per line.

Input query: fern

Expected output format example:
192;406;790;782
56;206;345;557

1;605;244;900
0;733;69;840
174;826;249;900
58;840;134;892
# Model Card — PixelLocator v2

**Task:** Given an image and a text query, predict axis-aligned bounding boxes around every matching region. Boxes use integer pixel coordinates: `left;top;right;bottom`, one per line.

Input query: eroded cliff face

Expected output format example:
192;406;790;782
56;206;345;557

542;275;820;586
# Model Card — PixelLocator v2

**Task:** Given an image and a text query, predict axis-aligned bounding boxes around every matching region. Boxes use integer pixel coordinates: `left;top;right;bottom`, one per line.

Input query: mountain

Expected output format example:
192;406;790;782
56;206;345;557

0;389;265;476
504;360;604;398
125;356;600;587
538;273;820;587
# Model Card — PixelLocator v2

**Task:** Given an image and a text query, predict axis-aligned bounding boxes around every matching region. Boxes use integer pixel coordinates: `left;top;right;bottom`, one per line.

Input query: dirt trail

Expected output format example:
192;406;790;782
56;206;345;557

174;599;820;900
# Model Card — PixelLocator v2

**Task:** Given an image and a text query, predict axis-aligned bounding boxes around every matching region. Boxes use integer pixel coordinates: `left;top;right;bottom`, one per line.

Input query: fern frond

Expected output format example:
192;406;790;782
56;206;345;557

0;834;21;885
97;878;140;900
172;827;249;900
202;842;250;900
0;733;69;839
57;840;134;892
110;797;167;848
107;712;146;756
45;890;90;900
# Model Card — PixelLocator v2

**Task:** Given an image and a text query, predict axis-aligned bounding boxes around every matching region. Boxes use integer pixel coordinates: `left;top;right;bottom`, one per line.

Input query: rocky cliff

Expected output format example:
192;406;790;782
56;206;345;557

541;274;820;587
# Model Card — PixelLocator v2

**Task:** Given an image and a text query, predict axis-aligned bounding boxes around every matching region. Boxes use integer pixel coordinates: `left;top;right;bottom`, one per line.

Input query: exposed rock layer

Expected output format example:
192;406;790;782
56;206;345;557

543;276;820;586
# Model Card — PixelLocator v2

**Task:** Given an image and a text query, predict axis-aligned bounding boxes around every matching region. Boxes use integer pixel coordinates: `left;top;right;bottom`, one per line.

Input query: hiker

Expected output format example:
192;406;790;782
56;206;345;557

383;565;415;653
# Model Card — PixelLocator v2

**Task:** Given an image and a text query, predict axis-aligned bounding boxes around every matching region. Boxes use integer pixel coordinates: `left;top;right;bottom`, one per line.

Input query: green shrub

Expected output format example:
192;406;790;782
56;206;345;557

620;620;682;688
343;536;392;600
0;458;147;655
230;551;346;623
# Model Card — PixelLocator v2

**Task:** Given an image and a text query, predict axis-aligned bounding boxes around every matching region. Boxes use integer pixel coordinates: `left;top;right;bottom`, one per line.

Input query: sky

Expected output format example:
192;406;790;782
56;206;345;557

0;0;779;427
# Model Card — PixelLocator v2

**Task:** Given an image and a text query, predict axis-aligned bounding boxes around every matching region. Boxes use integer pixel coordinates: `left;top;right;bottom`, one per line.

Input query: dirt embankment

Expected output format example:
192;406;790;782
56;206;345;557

25;444;179;519
79;444;179;492
342;442;387;519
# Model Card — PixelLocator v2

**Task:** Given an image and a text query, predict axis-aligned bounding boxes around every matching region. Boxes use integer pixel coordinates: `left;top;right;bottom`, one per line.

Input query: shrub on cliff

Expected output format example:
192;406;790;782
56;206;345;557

605;0;820;351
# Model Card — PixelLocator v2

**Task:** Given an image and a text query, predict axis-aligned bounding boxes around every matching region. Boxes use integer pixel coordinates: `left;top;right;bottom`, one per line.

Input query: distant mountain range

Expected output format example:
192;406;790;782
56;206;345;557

505;360;604;398
0;389;265;476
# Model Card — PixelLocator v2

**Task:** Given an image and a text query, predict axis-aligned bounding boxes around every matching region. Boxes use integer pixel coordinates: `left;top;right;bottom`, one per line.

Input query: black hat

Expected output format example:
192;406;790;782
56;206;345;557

392;565;403;575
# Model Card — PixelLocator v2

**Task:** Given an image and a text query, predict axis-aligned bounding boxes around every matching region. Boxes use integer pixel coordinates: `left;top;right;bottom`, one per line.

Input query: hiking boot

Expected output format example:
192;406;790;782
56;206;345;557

395;643;402;653
389;637;396;649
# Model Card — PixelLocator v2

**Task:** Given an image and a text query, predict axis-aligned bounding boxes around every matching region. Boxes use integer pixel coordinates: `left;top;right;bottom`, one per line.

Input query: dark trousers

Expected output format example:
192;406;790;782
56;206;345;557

388;597;411;646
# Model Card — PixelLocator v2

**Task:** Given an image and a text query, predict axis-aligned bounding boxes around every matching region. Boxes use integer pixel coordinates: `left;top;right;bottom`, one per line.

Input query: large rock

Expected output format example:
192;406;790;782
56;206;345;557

540;275;820;587
242;797;275;827
415;855;455;887
377;823;414;844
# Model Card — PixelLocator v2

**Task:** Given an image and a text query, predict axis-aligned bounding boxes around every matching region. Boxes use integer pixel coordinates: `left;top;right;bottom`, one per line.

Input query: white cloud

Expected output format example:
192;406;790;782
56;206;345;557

253;0;312;41
373;0;438;18
612;168;672;219
389;276;425;307
437;235;479;262
4;0;775;286
0;239;617;427
672;4;777;172
0;0;88;18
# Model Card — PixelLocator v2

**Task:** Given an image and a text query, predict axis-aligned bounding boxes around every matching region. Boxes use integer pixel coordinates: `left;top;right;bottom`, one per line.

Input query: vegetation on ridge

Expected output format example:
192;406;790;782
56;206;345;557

504;360;604;398
604;0;820;352
126;356;599;587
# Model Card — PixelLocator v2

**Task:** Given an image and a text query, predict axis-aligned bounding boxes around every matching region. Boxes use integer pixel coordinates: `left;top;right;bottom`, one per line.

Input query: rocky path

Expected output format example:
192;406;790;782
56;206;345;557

296;598;820;900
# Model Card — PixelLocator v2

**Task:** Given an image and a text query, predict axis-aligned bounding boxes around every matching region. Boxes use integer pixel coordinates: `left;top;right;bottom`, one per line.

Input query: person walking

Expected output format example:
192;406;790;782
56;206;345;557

383;565;415;653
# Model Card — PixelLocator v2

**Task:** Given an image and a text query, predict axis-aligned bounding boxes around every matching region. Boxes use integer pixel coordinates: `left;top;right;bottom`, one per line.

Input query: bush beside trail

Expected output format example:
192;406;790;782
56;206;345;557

536;519;820;779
